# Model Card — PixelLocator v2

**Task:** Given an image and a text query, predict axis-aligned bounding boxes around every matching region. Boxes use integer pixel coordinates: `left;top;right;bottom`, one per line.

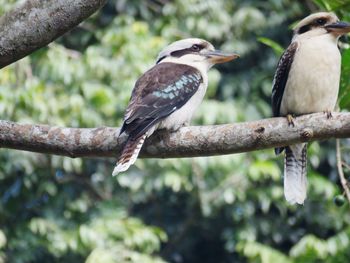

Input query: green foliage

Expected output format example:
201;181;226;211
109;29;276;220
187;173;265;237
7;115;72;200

26;207;166;263
237;241;292;263
290;228;350;263
257;37;284;56
313;0;350;13
0;0;18;15
339;49;350;109
1;0;350;262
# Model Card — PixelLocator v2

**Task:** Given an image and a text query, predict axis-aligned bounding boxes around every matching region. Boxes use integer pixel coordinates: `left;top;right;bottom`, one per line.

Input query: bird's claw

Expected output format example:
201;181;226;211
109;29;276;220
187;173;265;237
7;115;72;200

324;110;333;119
287;114;295;127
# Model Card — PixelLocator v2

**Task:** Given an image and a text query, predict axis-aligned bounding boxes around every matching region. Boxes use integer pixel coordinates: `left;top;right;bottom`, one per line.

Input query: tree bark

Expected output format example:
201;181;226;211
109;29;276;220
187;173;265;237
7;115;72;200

1;112;350;159
0;0;106;69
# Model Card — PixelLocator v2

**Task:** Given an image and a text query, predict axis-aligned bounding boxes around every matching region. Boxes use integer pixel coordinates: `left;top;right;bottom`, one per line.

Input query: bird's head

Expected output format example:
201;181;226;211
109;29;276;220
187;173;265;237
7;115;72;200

156;38;239;70
293;12;350;40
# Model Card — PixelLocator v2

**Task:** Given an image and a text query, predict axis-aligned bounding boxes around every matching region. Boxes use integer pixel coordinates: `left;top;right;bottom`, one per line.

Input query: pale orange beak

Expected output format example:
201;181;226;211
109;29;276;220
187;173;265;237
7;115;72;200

203;50;239;64
325;21;350;35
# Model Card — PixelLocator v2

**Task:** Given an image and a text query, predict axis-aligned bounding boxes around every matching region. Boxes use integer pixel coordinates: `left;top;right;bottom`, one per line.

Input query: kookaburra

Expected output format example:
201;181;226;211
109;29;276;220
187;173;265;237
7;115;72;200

272;12;350;204
113;38;238;176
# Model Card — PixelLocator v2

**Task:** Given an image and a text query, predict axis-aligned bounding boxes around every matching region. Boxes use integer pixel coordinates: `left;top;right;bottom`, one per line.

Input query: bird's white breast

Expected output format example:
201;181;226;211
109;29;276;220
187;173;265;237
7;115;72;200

158;77;208;131
280;34;341;115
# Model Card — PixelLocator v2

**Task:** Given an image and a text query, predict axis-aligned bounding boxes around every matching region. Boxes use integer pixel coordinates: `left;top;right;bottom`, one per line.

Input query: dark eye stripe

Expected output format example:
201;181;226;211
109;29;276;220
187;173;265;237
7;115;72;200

296;16;330;35
170;44;205;58
298;24;311;34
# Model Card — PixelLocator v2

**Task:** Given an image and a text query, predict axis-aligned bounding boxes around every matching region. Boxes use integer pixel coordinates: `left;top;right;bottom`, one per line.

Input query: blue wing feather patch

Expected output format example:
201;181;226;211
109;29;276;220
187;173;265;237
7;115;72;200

152;73;201;99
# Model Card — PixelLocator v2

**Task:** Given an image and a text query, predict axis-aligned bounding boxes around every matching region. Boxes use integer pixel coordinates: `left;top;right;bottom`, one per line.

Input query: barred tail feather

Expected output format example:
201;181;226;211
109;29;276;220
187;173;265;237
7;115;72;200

284;143;307;205
112;133;147;176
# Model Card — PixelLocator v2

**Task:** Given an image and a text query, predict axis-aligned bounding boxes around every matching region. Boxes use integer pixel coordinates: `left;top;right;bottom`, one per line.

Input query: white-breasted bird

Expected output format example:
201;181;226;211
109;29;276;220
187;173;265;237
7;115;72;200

272;12;350;205
113;38;238;176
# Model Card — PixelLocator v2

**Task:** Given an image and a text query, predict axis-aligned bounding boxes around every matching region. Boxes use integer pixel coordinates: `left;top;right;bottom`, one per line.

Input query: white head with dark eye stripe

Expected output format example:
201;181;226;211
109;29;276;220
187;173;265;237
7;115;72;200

293;12;350;41
156;38;239;71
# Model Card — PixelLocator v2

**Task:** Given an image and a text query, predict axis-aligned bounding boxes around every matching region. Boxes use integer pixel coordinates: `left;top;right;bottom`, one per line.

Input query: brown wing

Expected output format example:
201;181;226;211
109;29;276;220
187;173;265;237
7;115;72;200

271;41;298;117
120;62;203;138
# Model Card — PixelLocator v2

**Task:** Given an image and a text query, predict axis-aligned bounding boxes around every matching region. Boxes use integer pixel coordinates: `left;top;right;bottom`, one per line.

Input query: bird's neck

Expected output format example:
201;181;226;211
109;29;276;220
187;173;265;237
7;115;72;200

160;57;210;72
159;58;209;86
293;32;339;46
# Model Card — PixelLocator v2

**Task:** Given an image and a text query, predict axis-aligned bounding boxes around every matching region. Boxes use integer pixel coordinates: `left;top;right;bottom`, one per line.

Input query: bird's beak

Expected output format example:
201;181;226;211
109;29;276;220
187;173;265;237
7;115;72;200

203;50;239;64
325;21;350;35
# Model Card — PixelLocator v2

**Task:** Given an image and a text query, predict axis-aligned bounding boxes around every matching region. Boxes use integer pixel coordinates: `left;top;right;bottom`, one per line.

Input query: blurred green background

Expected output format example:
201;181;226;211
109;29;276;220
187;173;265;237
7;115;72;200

1;0;350;262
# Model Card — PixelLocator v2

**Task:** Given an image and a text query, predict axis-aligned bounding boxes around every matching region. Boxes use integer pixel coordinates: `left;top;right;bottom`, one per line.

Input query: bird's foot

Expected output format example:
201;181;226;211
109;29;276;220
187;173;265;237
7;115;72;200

169;122;189;133
324;110;333;119
286;114;295;127
182;121;190;127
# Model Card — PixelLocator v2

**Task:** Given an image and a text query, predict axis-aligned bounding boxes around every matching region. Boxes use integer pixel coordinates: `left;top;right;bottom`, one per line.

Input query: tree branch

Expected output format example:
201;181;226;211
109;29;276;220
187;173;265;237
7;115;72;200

1;112;350;159
336;139;350;204
0;0;106;69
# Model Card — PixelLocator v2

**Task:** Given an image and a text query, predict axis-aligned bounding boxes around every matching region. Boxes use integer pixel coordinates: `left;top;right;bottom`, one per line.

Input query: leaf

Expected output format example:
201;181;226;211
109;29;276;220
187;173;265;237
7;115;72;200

0;230;6;249
258;37;284;56
86;248;115;263
290;235;327;260
313;0;350;11
237;241;292;263
339;48;350;109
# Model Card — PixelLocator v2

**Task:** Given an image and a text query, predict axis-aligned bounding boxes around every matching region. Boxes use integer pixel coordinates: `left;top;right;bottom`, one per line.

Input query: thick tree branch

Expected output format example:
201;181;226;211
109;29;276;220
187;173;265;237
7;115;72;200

0;0;106;69
1;112;350;158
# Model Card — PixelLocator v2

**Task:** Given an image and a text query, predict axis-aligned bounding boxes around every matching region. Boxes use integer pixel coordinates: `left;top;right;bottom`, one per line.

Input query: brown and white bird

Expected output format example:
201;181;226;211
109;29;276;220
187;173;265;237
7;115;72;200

272;12;350;204
113;38;238;176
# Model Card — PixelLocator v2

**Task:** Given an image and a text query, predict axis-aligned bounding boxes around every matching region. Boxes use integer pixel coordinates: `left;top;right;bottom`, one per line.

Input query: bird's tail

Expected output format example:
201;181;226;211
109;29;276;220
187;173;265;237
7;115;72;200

112;133;147;176
284;143;308;205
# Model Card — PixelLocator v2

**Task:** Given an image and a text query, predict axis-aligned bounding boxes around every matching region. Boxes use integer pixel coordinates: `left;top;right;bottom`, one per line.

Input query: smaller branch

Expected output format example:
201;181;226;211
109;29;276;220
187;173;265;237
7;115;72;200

336;139;350;204
341;161;350;172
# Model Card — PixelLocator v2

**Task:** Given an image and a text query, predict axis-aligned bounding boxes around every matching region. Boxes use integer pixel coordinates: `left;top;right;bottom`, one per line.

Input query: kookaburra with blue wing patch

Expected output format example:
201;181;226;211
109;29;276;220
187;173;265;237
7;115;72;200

272;12;350;204
113;38;238;176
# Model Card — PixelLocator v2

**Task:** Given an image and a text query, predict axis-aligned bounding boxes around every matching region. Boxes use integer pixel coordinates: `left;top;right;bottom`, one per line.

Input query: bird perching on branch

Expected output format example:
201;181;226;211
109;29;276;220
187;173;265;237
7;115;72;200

112;38;239;176
272;12;350;205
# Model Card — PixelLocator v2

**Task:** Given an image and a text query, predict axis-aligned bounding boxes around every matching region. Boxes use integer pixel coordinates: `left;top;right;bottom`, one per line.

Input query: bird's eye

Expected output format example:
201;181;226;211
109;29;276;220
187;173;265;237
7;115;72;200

316;18;326;25
191;44;201;51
